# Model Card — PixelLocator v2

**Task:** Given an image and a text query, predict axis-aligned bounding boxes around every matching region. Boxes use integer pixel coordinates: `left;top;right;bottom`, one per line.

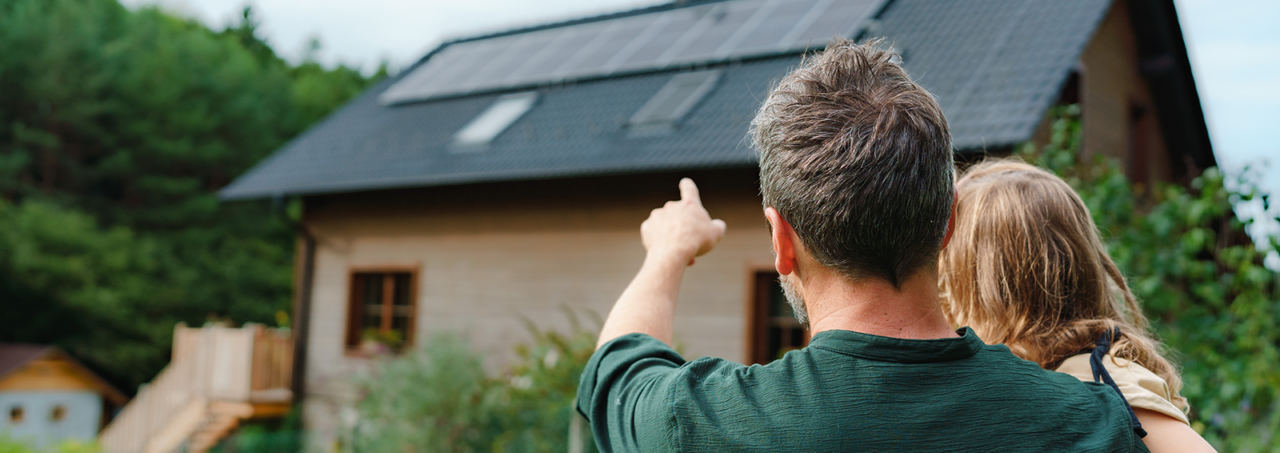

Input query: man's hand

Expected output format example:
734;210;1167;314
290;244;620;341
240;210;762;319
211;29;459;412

596;179;727;348
640;178;727;265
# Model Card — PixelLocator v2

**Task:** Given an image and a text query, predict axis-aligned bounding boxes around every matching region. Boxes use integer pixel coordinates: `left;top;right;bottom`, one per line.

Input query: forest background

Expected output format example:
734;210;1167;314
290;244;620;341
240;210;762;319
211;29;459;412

1;0;1277;451
0;0;380;391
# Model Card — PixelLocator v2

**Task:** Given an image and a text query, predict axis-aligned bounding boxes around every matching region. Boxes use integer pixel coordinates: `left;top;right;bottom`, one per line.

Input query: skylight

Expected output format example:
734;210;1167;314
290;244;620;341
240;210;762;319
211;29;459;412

453;92;539;147
628;70;721;134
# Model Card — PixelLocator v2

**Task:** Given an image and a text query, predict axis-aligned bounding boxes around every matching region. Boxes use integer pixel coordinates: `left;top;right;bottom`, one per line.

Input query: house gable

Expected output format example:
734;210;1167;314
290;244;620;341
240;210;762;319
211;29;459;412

0;346;127;406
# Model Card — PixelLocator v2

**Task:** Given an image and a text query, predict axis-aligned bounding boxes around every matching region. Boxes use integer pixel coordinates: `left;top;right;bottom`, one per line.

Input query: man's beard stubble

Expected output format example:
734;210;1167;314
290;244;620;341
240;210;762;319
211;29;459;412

778;274;810;331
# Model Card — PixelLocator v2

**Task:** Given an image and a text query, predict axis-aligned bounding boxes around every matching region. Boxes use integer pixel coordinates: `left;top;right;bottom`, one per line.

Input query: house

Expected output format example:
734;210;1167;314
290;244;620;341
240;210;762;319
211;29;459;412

0;344;127;448
219;0;1215;442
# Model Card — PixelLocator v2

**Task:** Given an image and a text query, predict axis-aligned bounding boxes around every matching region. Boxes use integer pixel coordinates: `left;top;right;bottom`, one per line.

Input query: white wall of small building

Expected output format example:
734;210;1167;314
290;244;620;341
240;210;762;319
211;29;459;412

0;391;101;448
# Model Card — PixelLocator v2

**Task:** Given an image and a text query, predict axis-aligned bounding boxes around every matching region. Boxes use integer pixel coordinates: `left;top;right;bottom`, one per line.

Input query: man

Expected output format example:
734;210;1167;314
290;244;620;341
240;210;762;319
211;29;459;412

577;40;1148;452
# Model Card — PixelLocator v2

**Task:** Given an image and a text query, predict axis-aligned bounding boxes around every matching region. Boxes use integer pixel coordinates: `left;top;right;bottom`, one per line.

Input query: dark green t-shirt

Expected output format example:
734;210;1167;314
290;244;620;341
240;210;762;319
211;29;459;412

577;328;1148;452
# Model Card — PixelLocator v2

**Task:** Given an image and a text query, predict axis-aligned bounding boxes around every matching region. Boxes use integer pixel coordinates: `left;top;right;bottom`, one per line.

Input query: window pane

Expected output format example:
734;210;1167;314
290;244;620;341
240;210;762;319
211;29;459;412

754;271;809;364
391;315;411;342
393;274;412;306
360;274;384;332
768;278;790;318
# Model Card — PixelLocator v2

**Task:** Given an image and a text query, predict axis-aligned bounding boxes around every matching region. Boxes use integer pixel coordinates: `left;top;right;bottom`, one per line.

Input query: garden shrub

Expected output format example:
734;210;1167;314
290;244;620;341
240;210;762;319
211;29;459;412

350;312;599;453
1018;106;1279;450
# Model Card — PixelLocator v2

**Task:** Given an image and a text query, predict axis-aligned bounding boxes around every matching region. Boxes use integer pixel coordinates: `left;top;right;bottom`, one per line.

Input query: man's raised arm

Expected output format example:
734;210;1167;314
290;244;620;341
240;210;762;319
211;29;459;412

596;178;727;349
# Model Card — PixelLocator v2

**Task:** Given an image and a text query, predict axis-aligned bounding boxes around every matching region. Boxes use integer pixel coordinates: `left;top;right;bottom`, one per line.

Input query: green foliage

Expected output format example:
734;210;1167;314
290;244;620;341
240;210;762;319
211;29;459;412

351;318;599;453
486;316;600;452
210;409;304;453
0;0;379;392
0;200;171;385
0;436;98;453
352;333;492;452
1018;106;1280;450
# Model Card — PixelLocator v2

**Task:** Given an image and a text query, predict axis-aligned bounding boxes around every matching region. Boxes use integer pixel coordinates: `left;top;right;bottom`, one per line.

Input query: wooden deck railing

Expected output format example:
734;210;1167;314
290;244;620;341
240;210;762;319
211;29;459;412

99;324;293;453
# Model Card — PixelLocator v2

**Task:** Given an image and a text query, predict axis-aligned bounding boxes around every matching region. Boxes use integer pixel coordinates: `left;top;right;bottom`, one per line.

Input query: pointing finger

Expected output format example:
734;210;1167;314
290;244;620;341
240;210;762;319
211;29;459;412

712;219;727;237
679;178;701;205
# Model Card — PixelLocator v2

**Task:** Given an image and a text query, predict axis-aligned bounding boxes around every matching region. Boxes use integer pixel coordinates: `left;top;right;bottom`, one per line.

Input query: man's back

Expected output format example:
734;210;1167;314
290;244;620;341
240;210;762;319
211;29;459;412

578;328;1147;452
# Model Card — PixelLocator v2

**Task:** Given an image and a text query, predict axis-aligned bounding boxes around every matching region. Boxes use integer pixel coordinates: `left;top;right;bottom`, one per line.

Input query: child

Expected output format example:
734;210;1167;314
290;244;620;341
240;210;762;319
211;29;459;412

938;160;1214;452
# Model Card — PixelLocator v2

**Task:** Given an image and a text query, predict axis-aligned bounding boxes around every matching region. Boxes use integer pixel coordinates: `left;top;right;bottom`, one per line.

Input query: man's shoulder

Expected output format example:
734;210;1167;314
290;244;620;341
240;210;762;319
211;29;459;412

660;342;1140;452
964;342;1128;405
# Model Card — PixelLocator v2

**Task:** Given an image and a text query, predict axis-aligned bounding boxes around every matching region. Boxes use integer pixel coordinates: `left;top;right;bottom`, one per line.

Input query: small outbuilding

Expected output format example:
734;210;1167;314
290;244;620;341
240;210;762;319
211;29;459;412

0;344;127;448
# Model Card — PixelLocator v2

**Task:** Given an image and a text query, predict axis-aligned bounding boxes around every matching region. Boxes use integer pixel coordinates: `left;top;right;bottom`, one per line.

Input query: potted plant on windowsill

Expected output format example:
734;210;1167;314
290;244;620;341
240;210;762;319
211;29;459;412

359;328;405;356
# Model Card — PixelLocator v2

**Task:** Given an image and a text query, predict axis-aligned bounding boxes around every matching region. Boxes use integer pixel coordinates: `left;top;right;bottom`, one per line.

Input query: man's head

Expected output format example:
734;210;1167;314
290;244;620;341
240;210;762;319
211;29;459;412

751;38;954;288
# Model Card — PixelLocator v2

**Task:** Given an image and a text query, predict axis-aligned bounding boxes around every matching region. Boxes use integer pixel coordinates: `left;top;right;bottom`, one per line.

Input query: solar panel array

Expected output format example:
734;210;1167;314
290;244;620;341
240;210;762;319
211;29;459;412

379;0;886;105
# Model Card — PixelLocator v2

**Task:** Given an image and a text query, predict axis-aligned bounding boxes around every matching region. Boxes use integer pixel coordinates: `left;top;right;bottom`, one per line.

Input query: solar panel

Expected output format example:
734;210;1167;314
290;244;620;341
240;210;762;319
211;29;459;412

731;0;819;53
567;15;660;75
666;1;765;61
787;0;882;46
379;0;888;105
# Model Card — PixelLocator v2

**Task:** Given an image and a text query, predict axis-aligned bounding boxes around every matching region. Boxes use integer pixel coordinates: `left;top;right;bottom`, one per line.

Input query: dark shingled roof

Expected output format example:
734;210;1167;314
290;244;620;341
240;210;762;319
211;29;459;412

221;0;1114;200
0;344;129;404
0;344;51;379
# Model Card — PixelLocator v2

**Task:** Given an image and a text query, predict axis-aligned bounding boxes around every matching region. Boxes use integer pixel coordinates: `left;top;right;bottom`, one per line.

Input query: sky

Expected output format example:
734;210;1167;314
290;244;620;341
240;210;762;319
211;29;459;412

121;0;1280;238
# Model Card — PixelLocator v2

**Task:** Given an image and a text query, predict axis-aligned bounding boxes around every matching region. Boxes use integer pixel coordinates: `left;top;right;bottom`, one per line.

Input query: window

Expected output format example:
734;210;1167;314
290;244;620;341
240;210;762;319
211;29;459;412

346;270;417;354
748;271;808;364
50;405;66;422
628;69;721;136
453;91;539;147
8;406;22;424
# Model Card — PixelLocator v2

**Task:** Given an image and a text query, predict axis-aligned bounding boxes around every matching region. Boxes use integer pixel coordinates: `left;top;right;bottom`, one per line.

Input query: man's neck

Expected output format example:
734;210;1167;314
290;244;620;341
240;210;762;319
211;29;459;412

803;268;958;340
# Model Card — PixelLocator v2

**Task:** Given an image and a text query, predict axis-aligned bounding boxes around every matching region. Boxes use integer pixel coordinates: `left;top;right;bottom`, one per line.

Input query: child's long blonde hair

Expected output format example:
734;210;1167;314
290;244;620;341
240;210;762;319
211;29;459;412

938;160;1186;410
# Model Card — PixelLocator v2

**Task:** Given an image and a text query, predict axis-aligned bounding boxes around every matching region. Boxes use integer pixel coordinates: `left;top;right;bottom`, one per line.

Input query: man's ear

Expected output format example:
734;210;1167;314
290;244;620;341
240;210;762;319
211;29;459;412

765;207;798;276
940;188;957;250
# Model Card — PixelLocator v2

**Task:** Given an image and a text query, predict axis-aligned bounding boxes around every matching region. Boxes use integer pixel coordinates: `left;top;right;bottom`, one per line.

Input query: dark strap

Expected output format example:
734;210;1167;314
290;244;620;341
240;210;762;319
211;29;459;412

1091;327;1148;438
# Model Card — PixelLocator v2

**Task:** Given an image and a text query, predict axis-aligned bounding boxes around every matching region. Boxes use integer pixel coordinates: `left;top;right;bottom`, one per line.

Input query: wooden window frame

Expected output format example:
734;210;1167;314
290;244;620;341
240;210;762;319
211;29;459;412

744;265;810;365
345;265;420;356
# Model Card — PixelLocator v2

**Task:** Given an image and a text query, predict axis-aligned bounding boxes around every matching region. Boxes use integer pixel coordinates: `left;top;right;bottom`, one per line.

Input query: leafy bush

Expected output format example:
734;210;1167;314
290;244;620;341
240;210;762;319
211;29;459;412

1017;106;1280;450
350;315;599;453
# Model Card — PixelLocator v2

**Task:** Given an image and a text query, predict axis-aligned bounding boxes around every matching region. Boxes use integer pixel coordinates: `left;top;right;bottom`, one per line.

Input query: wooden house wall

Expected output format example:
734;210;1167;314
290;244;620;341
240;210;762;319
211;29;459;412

297;169;773;439
1079;0;1175;188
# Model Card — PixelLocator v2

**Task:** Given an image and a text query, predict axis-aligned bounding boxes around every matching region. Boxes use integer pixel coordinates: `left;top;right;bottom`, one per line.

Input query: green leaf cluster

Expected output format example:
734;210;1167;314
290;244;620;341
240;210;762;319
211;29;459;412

1017;106;1280;450
0;0;381;392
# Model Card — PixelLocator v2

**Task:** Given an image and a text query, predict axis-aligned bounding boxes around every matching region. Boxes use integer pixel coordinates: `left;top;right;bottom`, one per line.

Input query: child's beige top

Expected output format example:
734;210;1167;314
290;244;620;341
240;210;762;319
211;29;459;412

1056;353;1189;425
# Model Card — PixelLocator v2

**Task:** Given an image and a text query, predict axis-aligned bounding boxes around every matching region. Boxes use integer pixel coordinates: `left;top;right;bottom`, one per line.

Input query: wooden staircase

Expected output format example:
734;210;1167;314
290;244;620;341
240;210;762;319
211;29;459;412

99;324;293;453
187;402;253;452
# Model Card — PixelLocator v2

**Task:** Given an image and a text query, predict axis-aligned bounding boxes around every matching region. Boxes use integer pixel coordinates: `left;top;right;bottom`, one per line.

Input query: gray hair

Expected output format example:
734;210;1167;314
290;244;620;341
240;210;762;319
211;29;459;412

751;38;954;287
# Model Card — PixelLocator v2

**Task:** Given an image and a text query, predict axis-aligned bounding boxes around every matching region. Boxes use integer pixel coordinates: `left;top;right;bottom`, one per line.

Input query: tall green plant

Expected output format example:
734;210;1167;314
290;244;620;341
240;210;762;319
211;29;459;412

1017;106;1280;450
487;315;600;453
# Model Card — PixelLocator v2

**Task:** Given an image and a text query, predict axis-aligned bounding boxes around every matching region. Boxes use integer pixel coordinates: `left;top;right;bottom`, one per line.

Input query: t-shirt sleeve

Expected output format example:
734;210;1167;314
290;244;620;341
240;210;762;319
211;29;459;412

577;333;687;453
1055;353;1190;425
